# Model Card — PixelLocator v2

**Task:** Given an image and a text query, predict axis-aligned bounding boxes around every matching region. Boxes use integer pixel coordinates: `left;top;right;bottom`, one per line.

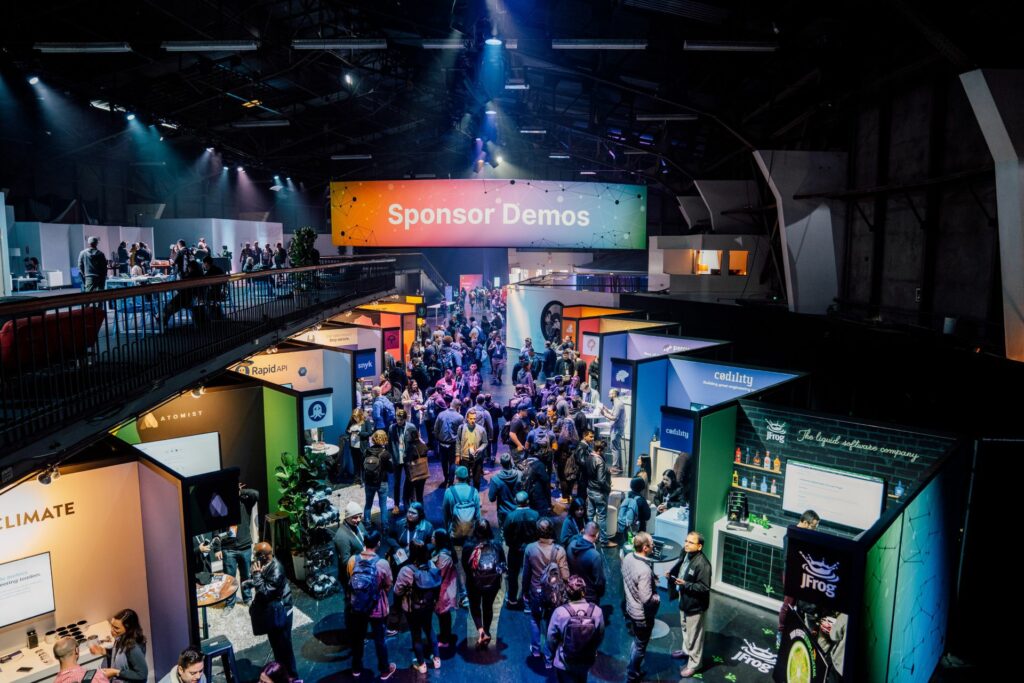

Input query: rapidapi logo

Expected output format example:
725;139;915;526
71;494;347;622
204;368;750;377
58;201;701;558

799;551;839;598
766;418;787;444
307;400;327;422
731;639;777;673
235;362;288;377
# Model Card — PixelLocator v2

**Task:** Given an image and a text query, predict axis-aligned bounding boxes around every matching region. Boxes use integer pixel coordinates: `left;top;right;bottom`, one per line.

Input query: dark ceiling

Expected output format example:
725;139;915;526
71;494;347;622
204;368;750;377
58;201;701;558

0;0;1014;197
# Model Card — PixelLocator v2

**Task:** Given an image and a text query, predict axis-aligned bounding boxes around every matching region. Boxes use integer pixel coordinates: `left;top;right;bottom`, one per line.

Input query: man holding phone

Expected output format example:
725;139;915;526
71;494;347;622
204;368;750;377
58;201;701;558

54;636;111;683
667;531;712;678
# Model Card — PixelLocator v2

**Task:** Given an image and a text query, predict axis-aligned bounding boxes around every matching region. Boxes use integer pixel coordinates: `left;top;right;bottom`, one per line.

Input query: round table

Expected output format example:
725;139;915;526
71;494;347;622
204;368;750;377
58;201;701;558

621;535;683;639
196;574;238;639
309;443;340;457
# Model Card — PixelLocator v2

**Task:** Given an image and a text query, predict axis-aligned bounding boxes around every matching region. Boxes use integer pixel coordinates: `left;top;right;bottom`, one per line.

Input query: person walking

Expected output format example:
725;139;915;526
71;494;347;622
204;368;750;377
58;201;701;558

585;440;615;547
394;540;442;673
433;398;464;487
462;520;506;646
522;518;570;669
431;529;459;651
346;532;397;680
566;522;607;605
501;491;539;609
362;430;394;531
78;236;107;292
622;532;660;682
546;575;605;683
246;542;296;677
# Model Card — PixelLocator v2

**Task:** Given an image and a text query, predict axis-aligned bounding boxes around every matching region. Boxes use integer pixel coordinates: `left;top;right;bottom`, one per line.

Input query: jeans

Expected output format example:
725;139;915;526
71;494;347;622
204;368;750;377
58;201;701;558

222;547;252;605
438;442;456;485
364;481;390;530
627;617;654;681
348;611;389;675
608;429;624;471
407;609;438;664
466;584;500;633
391;465;406;510
505;546;525;603
528;604;553;661
587;493;609;543
83;276;105;292
266;610;296;677
556;670;588;683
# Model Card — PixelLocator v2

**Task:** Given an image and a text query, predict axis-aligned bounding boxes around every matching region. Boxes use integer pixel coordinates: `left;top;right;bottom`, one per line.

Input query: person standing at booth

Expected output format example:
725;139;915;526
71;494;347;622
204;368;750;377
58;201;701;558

668;531;712;678
601;389;626;474
220;483;260;612
622;533;660;683
78;236;107;292
246;542;296;677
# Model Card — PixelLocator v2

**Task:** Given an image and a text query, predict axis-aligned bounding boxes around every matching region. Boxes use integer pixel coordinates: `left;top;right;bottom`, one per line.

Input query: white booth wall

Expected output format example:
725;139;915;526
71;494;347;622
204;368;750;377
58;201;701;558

506;285;618;353
9;223;156;283
153;219;284;271
0;464;159;679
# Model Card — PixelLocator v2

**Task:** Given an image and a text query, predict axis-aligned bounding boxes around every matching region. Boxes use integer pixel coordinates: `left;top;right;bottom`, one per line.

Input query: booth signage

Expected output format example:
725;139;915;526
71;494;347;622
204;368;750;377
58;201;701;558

232;361;288;378
794;426;921;463
581;333;600;356
783;532;852;611
355;349;377;379
0;502;76;530
330;179;647;249
672;360;795;406
384;330;400;352
765;418;787;444
610;360;632;389
731;639;777;674
628;333;706;359
303;394;334;429
660;412;694;453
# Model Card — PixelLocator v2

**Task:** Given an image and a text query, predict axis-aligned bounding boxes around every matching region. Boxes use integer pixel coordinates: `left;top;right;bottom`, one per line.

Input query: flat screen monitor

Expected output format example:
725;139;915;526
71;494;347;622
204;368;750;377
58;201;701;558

0;552;56;628
135;432;221;477
782;460;886;530
187;469;241;535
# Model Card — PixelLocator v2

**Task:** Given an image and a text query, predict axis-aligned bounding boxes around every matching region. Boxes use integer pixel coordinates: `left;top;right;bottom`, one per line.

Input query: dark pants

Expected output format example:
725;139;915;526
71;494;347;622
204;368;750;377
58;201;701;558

464;457;483;489
266;611;296;677
348;611;389;675
436;610;453;645
351;446;363;482
556;668;588;683
391;465;406;510
222;547;252;605
506;546;525;603
407;609;438;664
439;442;456;485
575;469;589;500
83;276;105;292
627;617;654;681
406;476;426;505
466;584;500;634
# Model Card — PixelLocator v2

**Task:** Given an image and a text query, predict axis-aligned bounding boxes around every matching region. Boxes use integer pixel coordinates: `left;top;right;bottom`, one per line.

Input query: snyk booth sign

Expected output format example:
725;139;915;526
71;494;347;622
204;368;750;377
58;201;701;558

355;349;377;380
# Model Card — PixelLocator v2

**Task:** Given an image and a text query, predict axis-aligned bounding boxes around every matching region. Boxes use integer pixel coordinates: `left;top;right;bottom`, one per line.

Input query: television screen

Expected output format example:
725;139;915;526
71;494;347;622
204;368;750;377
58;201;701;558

782;460;886;530
186;468;241;535
0;552;56;628
135;432;221;477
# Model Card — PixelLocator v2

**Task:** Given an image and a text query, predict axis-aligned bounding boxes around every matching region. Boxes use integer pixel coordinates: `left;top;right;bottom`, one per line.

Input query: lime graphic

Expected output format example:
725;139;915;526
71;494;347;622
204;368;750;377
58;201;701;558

787;639;812;683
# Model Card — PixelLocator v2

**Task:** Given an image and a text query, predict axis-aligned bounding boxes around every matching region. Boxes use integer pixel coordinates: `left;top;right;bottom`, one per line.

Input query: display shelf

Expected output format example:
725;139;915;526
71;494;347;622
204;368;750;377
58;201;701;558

731;484;781;498
732;460;782;474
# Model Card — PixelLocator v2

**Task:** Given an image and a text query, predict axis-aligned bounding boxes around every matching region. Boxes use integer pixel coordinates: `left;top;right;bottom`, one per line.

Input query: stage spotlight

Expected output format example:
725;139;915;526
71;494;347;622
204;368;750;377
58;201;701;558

344;73;354;85
485;36;502;46
237;165;244;172
206;146;215;152
126;112;136;121
37;465;61;485
28;76;40;85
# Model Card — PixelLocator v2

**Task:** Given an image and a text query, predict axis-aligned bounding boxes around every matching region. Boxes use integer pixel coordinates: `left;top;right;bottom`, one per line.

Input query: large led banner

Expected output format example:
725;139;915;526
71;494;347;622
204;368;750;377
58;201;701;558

331;179;647;249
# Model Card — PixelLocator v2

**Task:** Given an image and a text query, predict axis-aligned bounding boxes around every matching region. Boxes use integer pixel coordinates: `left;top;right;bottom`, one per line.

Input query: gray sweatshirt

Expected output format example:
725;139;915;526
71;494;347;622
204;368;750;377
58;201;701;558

621;552;660;621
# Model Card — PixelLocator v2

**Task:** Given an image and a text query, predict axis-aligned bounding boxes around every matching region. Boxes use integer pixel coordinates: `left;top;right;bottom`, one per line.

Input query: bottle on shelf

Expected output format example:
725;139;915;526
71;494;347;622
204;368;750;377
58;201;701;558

735;447;742;464
774;454;781;472
759;477;768;493
894;481;905;498
745;447;751;464
764;450;772;470
753;450;761;467
732;470;739;486
751;475;759;491
741;475;749;489
770;478;778;495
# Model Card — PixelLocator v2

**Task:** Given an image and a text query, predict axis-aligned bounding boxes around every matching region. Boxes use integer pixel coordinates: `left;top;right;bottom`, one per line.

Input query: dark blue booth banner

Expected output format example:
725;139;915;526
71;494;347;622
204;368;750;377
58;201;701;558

355;348;377;379
660;410;694;453
610;359;633;389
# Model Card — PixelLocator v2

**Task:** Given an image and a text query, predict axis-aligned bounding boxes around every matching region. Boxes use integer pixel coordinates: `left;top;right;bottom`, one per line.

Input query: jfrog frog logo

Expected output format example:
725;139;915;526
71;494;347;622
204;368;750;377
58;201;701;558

765;418;787;444
799;551;839;598
731;639;777;673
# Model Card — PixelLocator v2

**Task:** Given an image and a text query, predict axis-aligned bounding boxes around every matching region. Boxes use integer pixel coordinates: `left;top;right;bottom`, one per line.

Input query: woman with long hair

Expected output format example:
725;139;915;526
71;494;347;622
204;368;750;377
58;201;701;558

461;520;506;647
654;469;686;513
89;608;148;683
430;529;458;650
394;540;442;672
363;430;393;531
346;408;373;485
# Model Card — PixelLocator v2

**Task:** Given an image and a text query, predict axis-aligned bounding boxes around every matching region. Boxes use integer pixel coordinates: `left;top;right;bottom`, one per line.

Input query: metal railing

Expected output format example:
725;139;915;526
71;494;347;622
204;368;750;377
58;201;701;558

0;259;395;453
323;252;448;293
513;273;650;293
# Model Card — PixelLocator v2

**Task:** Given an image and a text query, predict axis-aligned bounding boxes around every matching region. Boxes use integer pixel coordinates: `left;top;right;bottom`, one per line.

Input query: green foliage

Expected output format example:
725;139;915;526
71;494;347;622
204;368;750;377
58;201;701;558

287;226;319;291
274;447;331;551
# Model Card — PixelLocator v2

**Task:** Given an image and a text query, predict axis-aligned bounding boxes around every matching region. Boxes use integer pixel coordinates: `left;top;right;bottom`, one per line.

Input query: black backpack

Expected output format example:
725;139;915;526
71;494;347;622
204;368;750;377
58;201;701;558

471;542;504;590
409;564;442;612
349;556;380;614
362;449;383;486
537;560;567;610
560;603;600;666
500;422;512;445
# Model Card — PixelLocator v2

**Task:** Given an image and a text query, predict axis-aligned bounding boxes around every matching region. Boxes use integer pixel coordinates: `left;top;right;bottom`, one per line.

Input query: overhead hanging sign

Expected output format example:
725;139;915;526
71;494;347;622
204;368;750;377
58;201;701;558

330;179;647;249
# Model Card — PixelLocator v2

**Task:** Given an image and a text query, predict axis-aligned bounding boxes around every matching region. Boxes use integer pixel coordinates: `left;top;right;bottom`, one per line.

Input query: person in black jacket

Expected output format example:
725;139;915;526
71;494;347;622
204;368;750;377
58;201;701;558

246;542;295;677
566;522;607;604
462;520;507;646
220;484;260;610
501;491;539;609
585;440;614;547
667;531;712;678
654;470;687;514
388;409;422;512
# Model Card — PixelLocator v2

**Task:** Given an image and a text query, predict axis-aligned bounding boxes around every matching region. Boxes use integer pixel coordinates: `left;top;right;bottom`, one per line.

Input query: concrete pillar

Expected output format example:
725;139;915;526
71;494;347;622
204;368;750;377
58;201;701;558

693;180;761;233
754;150;847;315
961;69;1024;361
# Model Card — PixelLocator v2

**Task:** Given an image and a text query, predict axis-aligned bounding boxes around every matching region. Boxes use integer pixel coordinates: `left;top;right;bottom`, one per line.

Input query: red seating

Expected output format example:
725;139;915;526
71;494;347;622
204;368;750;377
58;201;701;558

0;306;107;371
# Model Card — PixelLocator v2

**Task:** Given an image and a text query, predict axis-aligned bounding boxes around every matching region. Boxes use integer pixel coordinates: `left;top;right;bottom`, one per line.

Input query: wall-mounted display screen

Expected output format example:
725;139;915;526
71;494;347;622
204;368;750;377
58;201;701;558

134;432;221;477
0;552;56;628
330;179;647;249
782;460;885;530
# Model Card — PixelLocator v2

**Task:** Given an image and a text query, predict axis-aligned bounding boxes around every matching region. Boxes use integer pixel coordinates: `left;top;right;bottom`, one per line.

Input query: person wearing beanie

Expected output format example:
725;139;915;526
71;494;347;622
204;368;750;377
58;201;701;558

334;501;367;609
547;574;605;681
487;453;522;530
501;491;539;609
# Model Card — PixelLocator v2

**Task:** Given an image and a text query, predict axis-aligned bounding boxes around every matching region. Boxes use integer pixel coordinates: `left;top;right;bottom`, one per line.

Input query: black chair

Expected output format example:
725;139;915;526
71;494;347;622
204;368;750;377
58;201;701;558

201;636;239;683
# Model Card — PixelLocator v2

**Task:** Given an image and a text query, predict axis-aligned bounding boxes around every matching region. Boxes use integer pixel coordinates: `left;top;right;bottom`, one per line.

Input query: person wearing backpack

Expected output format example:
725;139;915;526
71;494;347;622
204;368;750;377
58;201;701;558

487;453;522;531
362;430;394;532
566;522;607;605
462;520;507;646
547;575;606;682
394;540;442;673
501;491;539;610
345;532;397;680
430;529;459;650
522;518;570;668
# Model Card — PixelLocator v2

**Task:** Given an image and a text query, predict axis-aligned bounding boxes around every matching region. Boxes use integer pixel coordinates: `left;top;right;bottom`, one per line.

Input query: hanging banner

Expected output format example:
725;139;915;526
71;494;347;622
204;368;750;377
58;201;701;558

330;179;647;249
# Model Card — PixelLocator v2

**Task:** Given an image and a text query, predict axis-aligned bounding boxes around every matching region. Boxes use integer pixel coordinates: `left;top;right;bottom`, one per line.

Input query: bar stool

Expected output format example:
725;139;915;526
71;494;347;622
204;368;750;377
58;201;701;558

201;636;240;683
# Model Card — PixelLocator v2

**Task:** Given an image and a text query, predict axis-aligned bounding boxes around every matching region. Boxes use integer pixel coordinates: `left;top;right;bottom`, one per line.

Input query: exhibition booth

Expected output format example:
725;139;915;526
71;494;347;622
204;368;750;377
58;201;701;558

151;219;284;273
595;329;732;399
8;222;156;285
0;436;241;682
713;400;961;683
291;322;382;388
505;282;637;351
329;303;417;366
559;305;636;351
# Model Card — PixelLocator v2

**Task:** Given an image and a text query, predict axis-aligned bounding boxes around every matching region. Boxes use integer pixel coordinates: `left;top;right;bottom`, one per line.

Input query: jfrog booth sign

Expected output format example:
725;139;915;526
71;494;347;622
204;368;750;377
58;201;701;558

331;179;647;249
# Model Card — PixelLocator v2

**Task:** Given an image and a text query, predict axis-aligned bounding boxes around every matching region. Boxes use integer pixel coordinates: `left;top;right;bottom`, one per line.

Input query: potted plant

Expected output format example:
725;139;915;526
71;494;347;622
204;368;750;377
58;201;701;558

287;226;319;294
274;447;332;580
